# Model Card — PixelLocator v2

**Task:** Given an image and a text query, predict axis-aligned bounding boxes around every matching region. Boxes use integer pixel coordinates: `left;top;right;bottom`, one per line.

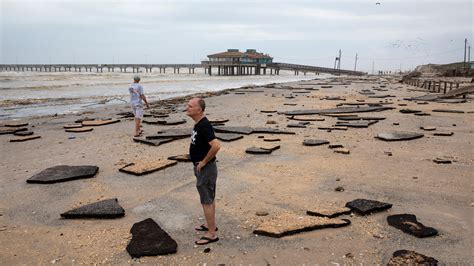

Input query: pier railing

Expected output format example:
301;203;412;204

403;78;463;94
0;64;202;73
270;62;366;76
403;77;474;100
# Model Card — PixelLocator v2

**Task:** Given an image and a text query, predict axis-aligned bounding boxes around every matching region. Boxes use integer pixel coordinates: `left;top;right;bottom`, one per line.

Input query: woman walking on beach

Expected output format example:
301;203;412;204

129;75;149;137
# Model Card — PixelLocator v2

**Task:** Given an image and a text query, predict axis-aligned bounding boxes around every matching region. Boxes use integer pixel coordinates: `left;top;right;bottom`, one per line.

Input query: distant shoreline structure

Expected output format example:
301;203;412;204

0;50;366;76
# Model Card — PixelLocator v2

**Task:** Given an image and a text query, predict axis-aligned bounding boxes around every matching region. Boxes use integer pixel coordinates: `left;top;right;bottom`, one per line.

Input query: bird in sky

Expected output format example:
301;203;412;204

376;2;381;5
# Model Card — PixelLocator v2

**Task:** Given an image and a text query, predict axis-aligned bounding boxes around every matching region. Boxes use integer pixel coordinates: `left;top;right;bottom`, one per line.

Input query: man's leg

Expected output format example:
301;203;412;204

134;118;141;136
195;162;218;244
202;202;216;233
196;202;217;243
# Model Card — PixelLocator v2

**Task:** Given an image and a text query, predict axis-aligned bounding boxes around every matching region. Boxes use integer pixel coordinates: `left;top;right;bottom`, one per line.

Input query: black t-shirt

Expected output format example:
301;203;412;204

189;117;216;163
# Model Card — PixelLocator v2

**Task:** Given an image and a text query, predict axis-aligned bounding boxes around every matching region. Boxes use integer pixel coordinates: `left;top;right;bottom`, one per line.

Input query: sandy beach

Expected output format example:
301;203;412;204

0;76;473;264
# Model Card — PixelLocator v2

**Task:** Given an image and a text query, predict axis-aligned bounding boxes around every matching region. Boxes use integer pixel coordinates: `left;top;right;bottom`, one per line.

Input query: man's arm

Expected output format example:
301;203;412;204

140;94;149;108
197;138;220;172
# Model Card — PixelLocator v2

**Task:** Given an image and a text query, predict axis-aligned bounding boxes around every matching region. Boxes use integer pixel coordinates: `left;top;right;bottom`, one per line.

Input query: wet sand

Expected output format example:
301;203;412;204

0;76;473;264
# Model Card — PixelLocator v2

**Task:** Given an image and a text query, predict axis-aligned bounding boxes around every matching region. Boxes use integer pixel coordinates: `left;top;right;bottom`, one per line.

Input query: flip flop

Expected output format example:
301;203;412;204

195;236;219;245
195;224;218;232
134;131;144;137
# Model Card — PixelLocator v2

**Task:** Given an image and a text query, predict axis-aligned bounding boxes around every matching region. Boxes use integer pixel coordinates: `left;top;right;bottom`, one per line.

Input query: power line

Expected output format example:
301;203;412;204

274;56;333;61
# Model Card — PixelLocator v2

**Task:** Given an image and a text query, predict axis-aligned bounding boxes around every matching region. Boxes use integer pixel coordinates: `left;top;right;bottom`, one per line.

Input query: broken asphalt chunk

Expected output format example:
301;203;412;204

167;154;191;162
146;128;191;139
10;135;41;142
333;148;350;154
335;121;373;128
116;111;134;118
420;126;436;131
328;144;344;149
433;132;454;136
252;128;296;135
388;250;438;266
119;160;177;175
287;123;307;128
289;116;325;121
27;165;99;184
253;213;350;238
156;118;187;125
133;137;175;146
260;144;280;151
387;214;438;238
368;94;395;98
0;127;27;135
322;96;345;101
337;116;386;121
246;146;278;154
306;206;351;218
82;119;120;126
399;109;422;114
126;218;177;258
432;109;464;114
214;126;253;135
13;131;34;136
303;139;330;146
208;118;229;124
263;137;281;142
345;199;392;215
414;112;430;116
376;132;424;141
65;127;93;133
436;99;467;103
433;157;452;164
215;133;243;142
3;122;29;127
61;198;125;219
63;124;83;129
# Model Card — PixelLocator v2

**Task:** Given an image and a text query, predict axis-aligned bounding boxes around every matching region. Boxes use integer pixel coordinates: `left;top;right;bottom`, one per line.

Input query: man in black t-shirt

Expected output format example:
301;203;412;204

186;97;221;245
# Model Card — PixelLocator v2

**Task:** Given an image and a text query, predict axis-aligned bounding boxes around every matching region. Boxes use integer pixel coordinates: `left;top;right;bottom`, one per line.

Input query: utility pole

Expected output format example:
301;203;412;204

372;61;374;75
464;38;467;69
354;53;358;71
468;45;471;65
338;49;341;70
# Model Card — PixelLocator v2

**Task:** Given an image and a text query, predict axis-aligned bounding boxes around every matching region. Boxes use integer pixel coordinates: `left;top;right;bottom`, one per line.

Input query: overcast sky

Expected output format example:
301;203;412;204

1;0;472;72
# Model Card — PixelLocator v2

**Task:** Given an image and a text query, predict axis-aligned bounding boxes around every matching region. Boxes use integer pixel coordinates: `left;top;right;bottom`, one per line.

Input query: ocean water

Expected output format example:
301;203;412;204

0;69;326;119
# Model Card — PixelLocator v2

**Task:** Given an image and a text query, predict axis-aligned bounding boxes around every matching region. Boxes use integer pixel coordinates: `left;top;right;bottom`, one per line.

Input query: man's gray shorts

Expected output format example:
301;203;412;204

193;161;218;204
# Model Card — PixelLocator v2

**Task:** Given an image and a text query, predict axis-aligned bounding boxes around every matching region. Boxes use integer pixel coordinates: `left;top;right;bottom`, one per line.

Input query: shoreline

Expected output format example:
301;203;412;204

0;72;320;120
1;77;320;121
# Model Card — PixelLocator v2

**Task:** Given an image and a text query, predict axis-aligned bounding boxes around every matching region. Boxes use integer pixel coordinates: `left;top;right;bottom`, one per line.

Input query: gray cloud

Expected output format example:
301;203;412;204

1;0;472;72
